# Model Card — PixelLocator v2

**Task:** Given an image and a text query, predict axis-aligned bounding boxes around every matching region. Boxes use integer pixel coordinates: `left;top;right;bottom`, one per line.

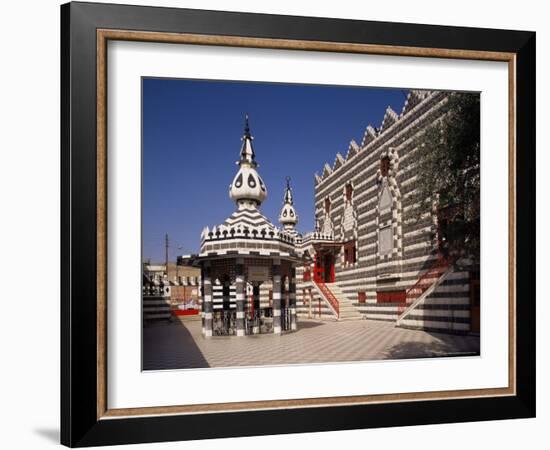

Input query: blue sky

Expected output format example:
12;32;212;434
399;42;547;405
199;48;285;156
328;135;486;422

142;78;407;263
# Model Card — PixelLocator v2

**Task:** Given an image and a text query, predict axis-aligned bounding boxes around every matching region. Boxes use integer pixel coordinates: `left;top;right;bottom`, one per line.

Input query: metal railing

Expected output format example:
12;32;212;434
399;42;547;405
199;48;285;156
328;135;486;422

314;281;340;318
405;256;450;302
244;308;275;335
213;310;236;336
398;255;452;316
280;307;292;331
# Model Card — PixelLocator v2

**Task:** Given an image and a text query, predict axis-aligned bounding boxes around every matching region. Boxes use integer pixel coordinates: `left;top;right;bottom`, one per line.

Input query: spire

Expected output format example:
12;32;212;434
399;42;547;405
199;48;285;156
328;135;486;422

279;176;298;230
243;114;251;138
239;114;256;167
284;176;294;205
229;114;267;208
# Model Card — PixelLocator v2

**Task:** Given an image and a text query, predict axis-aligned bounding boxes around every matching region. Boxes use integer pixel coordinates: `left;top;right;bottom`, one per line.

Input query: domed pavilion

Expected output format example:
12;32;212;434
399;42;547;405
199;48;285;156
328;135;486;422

179;116;307;337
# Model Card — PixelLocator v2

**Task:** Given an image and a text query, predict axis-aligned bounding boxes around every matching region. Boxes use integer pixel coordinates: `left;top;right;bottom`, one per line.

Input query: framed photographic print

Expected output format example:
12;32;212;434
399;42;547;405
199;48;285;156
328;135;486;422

60;1;536;447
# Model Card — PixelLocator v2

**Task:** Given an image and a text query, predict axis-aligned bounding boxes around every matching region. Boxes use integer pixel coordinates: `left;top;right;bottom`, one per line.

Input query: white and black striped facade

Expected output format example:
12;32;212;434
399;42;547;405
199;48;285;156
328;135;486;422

295;90;479;334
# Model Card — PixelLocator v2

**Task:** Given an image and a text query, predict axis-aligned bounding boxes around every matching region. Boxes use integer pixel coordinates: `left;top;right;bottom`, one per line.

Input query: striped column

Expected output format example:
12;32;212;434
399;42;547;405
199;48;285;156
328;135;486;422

272;260;282;334
202;263;212;337
306;288;312;319
235;259;245;337
289;265;297;330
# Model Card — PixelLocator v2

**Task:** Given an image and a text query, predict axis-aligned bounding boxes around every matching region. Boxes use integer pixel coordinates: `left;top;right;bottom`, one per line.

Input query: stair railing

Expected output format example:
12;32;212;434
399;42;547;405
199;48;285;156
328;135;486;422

406;255;450;301
314;281;340;318
398;255;452;316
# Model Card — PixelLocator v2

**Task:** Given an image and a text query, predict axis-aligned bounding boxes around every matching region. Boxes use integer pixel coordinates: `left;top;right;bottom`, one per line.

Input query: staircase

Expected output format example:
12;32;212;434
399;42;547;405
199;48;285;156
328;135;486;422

313;281;362;321
397;255;451;315
396;255;453;326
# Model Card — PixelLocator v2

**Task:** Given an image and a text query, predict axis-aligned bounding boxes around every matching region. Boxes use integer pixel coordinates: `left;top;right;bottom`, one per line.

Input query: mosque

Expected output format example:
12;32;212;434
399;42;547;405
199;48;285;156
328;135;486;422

179;90;479;337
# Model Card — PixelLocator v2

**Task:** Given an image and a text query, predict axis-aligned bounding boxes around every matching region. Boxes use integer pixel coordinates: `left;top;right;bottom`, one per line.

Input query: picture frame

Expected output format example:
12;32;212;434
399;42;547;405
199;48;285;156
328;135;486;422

60;1;535;447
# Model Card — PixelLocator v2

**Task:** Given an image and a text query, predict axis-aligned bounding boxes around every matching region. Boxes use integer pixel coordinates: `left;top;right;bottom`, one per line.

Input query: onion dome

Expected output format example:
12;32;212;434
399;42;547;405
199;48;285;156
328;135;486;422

279;176;298;231
229;115;268;208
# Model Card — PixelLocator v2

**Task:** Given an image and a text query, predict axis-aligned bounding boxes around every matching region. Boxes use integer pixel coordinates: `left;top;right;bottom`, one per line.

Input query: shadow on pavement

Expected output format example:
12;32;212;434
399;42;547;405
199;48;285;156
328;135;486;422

382;333;480;360
296;320;326;330
143;318;209;370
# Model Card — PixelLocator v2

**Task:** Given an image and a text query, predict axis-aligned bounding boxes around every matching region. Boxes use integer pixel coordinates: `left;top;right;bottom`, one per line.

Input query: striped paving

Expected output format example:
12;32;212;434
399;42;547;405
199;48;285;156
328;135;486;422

143;318;479;370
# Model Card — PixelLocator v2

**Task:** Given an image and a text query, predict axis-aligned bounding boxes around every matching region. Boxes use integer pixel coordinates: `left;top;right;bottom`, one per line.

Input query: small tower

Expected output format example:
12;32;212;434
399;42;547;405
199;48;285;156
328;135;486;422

179;115;305;338
229;115;268;209
279;176;299;235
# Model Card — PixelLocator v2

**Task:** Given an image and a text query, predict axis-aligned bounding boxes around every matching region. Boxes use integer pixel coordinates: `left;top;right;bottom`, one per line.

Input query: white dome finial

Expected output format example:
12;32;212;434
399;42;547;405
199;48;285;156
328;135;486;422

279;176;298;229
229;114;267;208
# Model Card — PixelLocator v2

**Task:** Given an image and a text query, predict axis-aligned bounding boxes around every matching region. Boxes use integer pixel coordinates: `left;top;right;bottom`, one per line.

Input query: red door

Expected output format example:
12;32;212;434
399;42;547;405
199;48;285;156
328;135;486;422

314;253;335;283
324;254;335;283
313;254;325;283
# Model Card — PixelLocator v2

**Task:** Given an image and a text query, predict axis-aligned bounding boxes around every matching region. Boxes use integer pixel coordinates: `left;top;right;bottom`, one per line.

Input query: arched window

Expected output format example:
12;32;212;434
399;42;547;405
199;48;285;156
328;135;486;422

377;181;396;258
379;184;392;212
380;156;391;176
378;226;393;256
324;197;331;214
344;240;356;265
345;183;353;202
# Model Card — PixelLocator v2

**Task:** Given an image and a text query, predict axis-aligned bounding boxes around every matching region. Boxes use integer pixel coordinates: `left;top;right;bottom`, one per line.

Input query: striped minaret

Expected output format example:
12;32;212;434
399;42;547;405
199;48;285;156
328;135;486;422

202;262;212;337
278;176;299;238
235;259;245;336
272;260;282;334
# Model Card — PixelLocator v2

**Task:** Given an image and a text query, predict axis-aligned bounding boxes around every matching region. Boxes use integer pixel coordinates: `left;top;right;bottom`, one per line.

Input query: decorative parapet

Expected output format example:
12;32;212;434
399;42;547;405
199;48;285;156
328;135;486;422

361;125;378;147
169;276;200;286
332;152;345;171
200;224;298;246
298;230;335;246
346;140;360;160
142;282;170;297
318;89;435;185
379;105;399;131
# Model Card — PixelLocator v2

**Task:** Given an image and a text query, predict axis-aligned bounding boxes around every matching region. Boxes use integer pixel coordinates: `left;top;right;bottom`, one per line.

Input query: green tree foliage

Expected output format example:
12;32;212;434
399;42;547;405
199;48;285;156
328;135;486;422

412;92;480;262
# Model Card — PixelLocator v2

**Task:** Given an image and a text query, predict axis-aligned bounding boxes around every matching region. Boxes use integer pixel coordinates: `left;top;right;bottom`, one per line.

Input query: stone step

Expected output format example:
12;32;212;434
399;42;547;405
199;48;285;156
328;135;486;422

337;316;363;321
339;309;358;314
339;310;362;317
339;308;360;313
314;282;363;321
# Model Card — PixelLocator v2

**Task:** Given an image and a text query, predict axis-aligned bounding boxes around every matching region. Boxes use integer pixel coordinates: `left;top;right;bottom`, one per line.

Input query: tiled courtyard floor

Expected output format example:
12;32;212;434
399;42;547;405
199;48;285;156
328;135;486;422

143;318;480;370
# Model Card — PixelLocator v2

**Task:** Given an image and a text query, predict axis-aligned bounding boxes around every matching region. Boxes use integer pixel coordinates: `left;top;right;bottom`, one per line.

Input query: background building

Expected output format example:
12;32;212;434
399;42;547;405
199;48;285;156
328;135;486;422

143;262;201;321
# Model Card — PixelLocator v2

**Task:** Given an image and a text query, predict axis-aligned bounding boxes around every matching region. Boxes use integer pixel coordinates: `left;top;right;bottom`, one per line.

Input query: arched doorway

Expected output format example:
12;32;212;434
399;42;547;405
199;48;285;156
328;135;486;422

212;274;235;336
221;274;231;310
313;251;335;283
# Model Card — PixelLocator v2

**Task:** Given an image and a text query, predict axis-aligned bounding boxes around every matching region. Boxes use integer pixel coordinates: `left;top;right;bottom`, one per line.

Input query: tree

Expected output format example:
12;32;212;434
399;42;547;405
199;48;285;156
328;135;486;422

411;92;480;263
